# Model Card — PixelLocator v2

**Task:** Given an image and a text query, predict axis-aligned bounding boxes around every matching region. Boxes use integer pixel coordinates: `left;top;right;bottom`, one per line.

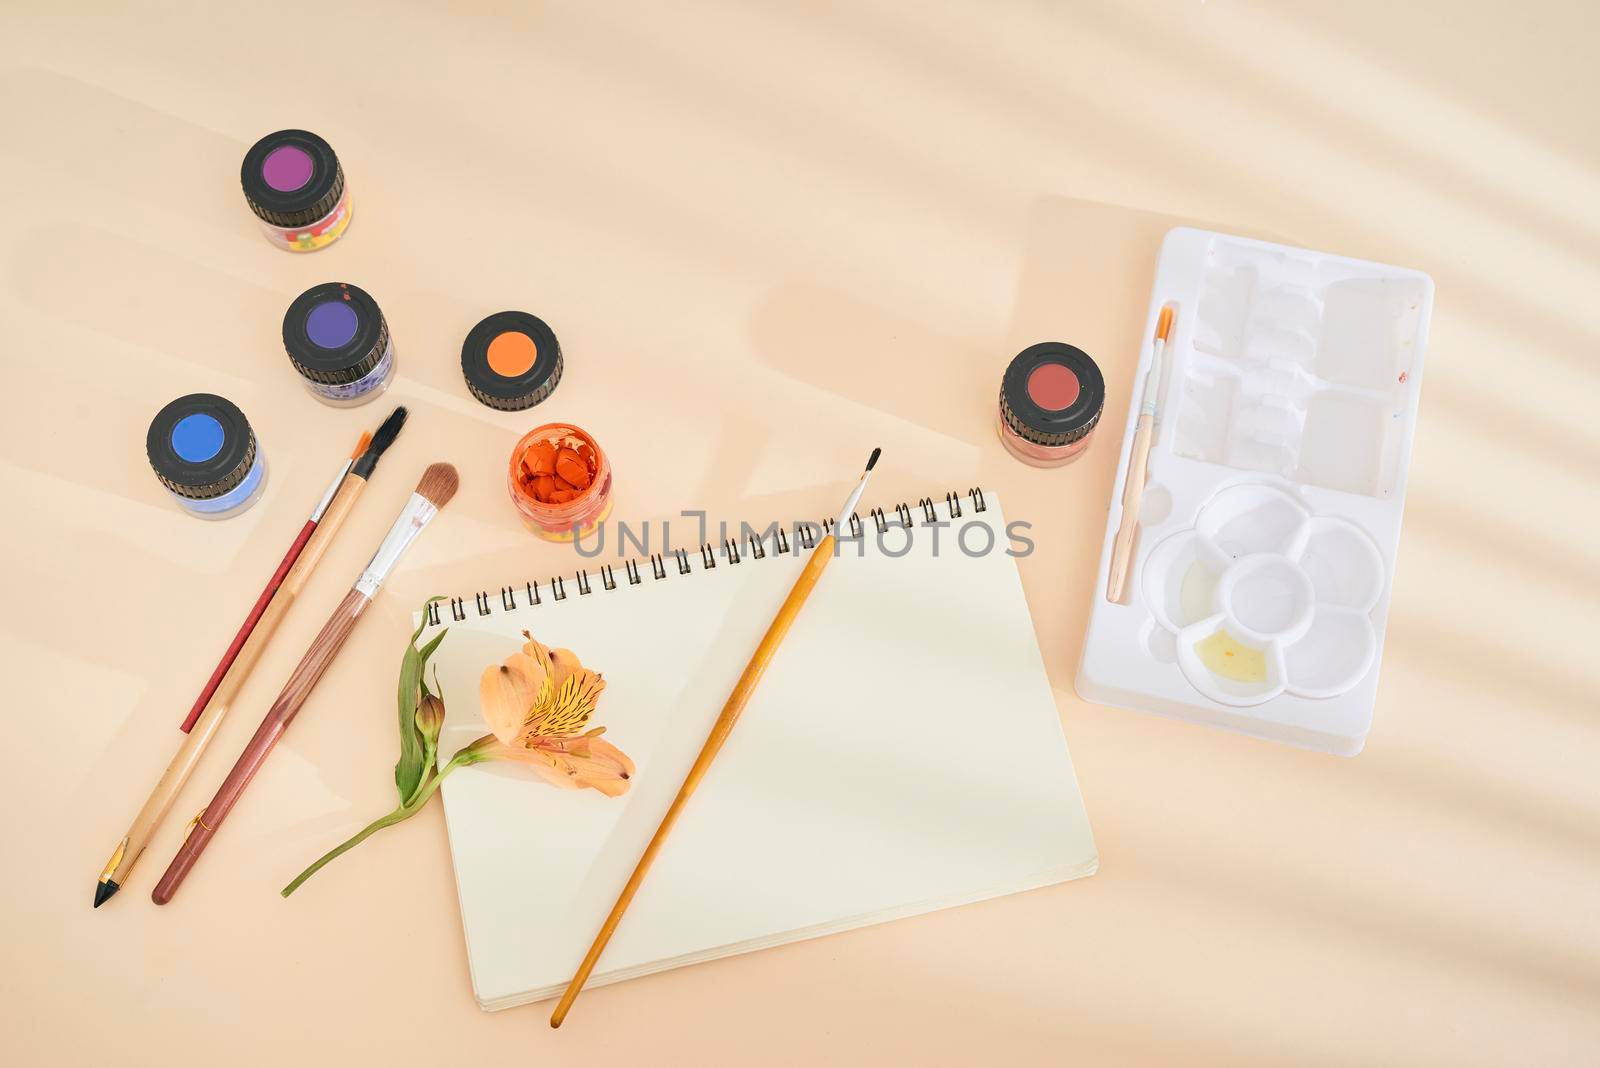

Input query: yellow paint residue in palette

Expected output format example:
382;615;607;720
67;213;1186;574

1196;629;1267;683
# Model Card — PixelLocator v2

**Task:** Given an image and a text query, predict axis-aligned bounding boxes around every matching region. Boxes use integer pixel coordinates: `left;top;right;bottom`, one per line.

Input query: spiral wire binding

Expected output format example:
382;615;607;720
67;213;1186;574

433;488;989;623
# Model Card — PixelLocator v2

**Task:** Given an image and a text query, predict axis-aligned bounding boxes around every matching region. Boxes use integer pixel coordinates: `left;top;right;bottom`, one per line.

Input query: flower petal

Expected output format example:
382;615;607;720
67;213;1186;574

520;632;555;673
486;742;583;790
479;652;546;744
483;736;634;797
527;667;605;740
547;646;582;692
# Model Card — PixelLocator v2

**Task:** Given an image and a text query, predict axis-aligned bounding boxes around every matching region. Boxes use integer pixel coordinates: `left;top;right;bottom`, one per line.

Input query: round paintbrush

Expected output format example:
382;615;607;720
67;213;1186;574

1107;307;1174;604
551;449;881;1027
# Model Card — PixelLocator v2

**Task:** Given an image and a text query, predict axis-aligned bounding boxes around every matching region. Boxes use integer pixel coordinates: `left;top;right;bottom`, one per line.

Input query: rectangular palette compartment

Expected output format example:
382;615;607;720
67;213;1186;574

1077;229;1433;755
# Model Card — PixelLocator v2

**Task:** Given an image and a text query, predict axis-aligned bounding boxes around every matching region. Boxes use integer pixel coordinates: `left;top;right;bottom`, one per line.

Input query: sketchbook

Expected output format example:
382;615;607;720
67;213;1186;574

418;489;1097;1010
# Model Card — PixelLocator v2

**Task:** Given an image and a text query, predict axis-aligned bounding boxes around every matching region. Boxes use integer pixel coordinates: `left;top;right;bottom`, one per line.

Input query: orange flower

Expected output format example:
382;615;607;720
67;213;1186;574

482;732;635;798
282;606;635;900
477;632;632;796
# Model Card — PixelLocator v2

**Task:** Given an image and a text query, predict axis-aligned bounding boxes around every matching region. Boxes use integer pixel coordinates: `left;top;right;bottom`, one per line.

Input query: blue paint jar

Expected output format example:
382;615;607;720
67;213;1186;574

283;281;397;407
146;394;269;520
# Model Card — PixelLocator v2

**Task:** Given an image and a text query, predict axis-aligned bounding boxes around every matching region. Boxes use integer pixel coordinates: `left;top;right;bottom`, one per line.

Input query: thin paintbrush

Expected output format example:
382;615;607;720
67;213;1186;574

1107;307;1174;604
550;448;882;1028
179;430;373;733
94;407;408;907
151;462;460;905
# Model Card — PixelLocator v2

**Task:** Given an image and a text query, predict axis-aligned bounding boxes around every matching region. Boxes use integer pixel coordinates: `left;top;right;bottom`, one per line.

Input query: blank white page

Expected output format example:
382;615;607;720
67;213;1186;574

424;493;1097;1009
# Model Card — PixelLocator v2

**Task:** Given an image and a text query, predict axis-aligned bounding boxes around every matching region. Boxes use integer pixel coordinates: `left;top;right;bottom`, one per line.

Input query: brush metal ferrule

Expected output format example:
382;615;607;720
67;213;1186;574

309;459;355;523
831;476;870;538
99;837;129;883
354;492;438;598
1139;338;1166;417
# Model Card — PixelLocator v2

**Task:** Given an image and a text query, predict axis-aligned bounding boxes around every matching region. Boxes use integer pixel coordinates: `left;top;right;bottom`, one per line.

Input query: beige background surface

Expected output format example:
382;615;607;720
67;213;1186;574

3;1;1597;1064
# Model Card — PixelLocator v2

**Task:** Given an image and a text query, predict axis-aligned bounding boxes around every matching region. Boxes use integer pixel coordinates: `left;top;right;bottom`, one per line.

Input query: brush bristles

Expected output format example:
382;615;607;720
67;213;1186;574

865;447;881;472
416;463;460;509
351;406;409;478
350;431;373;460
365;406;408;459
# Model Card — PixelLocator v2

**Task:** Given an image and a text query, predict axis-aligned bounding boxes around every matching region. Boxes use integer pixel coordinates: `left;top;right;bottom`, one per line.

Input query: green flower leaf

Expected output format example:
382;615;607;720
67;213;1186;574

395;597;448;805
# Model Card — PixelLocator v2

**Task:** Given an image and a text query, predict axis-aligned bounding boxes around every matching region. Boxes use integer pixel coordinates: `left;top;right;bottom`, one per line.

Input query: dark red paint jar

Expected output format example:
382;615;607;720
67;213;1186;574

997;342;1105;467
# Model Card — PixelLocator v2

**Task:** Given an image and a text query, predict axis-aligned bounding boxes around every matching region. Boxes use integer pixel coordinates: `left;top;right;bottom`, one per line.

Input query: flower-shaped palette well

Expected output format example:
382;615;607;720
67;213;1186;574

1141;484;1385;707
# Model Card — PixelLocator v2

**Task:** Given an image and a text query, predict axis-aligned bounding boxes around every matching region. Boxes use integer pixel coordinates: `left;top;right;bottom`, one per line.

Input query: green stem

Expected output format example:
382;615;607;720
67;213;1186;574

402;760;453;810
406;741;438;809
279;745;489;898
280;806;413;898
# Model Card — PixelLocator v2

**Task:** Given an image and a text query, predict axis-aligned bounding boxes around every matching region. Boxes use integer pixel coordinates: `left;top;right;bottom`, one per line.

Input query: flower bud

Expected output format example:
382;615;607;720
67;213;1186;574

415;694;445;746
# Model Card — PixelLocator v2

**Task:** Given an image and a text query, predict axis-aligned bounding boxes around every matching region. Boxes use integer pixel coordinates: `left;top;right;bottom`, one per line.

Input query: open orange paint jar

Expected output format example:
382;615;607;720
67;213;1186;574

508;423;613;541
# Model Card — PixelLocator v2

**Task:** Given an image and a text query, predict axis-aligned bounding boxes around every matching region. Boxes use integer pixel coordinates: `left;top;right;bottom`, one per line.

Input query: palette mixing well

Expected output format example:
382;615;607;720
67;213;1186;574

1078;229;1433;755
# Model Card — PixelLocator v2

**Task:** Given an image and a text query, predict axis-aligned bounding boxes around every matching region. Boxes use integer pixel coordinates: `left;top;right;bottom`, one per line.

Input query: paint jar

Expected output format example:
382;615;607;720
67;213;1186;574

241;129;352;252
146;394;268;520
997;342;1105;467
508;423;612;542
461;311;564;410
283;282;396;407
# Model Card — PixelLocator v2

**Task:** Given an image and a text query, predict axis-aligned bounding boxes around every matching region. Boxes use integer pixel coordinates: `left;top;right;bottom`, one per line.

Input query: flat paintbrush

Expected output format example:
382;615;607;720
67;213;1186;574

93;407;408;907
550;448;881;1028
151;462;460;905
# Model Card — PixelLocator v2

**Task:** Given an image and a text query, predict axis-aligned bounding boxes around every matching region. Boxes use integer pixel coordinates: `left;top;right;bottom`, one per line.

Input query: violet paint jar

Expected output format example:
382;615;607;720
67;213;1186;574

146;394;269;520
997;342;1105;467
241;130;352;252
282;282;397;408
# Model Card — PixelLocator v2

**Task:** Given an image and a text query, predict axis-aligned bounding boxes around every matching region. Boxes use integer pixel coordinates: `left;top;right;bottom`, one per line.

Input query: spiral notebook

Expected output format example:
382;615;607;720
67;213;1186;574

418;489;1097;1011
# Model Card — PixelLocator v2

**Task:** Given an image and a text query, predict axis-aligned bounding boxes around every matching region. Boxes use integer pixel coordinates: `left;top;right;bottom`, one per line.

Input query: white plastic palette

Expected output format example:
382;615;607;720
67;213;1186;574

1077;228;1433;755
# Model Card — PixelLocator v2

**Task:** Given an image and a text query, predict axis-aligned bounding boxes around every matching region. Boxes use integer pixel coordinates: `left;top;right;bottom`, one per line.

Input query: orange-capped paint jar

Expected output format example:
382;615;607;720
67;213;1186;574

508;423;613;541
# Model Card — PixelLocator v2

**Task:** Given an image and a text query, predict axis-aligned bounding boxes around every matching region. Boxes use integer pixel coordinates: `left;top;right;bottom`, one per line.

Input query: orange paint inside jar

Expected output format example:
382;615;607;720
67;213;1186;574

509;423;613;541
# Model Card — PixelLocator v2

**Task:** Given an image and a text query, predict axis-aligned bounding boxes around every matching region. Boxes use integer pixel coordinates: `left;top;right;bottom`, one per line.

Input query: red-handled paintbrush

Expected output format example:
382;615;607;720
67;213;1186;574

179;430;371;732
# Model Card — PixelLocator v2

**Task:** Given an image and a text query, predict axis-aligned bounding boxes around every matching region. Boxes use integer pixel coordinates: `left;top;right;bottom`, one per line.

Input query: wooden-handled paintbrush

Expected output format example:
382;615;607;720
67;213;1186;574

93;407;408;907
150;462;460;906
549;448;881;1028
177;424;375;734
1107;306;1174;604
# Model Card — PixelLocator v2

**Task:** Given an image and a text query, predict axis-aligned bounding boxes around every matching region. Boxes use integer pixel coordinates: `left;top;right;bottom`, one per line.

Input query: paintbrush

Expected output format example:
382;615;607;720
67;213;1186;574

149;461;458;906
550;448;881;1028
1107;307;1174;604
93;407;408;907
179;429;373;734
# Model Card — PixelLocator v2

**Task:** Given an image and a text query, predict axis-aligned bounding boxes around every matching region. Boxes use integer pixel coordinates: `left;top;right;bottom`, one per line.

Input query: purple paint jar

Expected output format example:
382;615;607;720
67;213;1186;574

241;130;352;252
282;282;397;407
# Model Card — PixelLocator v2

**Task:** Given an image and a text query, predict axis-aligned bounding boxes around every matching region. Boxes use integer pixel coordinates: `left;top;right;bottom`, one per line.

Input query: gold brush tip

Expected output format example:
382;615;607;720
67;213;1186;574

1156;305;1175;342
350;430;373;459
